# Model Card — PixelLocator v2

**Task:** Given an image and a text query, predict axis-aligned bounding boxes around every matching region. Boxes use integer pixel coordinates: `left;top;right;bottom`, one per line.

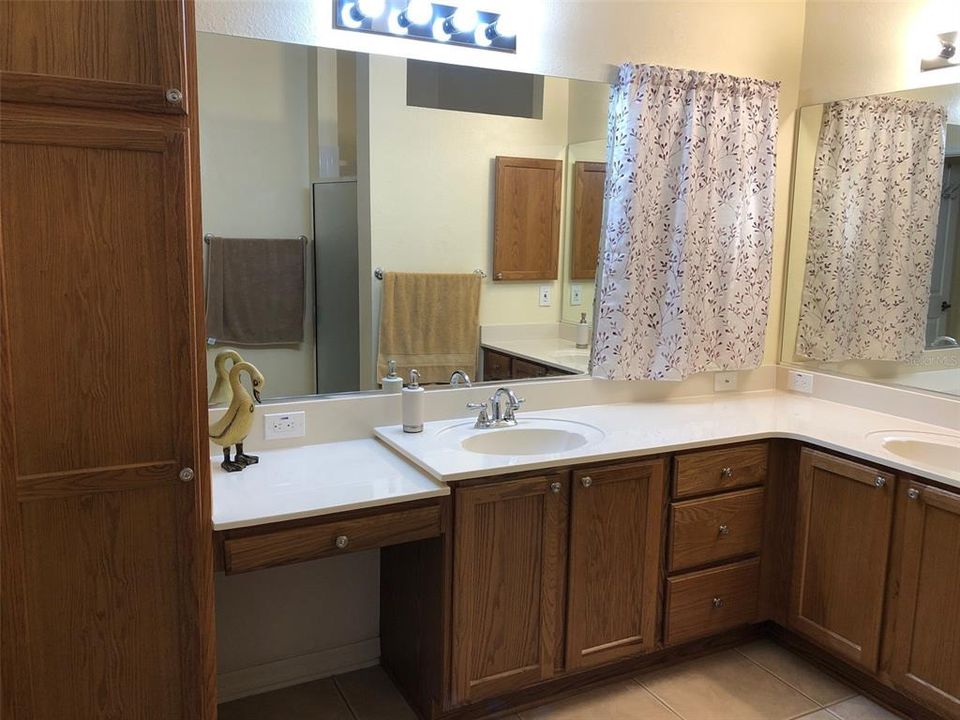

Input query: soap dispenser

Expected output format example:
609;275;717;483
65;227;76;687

576;312;590;349
382;359;403;394
402;369;424;433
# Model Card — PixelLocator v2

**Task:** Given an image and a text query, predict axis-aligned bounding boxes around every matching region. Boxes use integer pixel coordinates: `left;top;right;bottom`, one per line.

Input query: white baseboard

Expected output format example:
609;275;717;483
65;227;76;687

217;637;381;704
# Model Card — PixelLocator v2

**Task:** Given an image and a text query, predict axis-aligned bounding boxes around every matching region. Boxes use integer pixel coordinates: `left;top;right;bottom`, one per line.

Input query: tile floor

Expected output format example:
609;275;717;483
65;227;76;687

218;641;904;720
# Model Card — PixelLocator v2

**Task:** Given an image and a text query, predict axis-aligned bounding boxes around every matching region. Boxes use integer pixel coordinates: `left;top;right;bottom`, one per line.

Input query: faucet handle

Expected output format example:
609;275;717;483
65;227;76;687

466;401;486;410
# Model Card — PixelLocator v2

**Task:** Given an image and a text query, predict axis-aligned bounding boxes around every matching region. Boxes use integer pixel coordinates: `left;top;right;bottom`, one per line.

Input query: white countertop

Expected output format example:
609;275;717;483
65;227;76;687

375;391;960;489
211;439;448;530
482;337;590;374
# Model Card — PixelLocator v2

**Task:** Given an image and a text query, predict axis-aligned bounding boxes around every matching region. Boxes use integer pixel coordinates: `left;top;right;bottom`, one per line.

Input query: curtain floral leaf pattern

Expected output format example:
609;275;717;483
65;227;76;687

795;97;946;361
591;64;780;381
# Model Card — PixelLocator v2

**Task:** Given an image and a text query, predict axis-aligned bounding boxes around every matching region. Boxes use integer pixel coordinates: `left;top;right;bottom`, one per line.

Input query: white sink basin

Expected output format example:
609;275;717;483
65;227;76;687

867;430;960;473
441;418;605;457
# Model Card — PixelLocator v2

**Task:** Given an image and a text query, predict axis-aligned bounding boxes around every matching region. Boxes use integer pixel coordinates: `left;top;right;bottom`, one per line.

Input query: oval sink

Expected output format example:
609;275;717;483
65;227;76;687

867;430;960;473
460;423;603;456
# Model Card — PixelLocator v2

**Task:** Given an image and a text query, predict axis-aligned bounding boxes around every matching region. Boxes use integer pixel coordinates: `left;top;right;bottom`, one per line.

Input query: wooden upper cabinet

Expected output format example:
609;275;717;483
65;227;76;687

570;161;606;280
0;0;188;113
452;474;567;704
493;156;562;281
566;459;664;669
889;482;960;717
789;449;895;673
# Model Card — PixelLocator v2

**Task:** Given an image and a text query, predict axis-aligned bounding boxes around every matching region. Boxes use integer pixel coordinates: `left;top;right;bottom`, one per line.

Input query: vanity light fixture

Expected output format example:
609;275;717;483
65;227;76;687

920;31;958;71
334;0;517;53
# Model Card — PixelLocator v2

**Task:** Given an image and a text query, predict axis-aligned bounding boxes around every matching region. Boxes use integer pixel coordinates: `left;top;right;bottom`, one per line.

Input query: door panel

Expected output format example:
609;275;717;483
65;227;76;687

789;449;894;672
566;459;665;669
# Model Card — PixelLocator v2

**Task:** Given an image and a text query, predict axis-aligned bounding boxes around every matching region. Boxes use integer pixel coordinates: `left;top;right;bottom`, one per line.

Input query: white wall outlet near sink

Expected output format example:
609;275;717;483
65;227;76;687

714;371;738;392
788;370;814;394
264;411;306;439
538;285;552;307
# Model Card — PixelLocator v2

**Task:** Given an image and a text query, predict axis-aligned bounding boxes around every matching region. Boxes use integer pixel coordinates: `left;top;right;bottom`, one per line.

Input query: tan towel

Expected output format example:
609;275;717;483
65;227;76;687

377;272;481;385
205;236;305;345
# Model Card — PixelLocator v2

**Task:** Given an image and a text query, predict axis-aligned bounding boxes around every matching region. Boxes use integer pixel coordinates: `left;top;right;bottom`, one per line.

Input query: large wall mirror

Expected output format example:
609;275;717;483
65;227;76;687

781;81;960;397
198;32;609;404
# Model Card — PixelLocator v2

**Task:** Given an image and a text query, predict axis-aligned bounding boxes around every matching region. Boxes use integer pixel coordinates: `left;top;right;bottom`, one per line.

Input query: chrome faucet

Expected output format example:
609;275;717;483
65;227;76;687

449;370;472;387
467;386;524;428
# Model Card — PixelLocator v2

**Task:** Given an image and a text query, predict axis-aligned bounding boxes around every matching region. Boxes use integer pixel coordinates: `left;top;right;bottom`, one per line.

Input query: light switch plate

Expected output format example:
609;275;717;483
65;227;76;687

787;370;814;394
570;284;583;306
264;411;306;439
714;371;738;392
539;285;552;307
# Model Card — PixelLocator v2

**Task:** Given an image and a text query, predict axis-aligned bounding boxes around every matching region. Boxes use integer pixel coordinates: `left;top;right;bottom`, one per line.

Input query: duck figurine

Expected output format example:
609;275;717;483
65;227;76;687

209;360;265;472
208;349;243;405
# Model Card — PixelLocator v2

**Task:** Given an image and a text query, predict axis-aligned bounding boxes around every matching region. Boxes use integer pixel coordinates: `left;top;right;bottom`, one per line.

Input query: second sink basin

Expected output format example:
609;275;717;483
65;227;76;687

449;419;606;457
867;430;960;473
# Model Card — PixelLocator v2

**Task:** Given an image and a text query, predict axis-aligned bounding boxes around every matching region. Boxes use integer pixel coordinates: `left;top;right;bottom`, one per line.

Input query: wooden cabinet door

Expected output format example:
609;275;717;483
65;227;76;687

566;459;665;669
890;482;960;718
493;156;562;281
789;449;894;672
0;0;188;114
0;115;212;718
452;474;567;705
482;348;512;382
570;161;605;280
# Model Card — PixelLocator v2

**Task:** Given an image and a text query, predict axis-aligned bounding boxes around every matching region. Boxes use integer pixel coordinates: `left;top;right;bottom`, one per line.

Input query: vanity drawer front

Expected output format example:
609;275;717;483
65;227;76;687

223;504;441;574
673;443;768;499
664;558;760;645
669;487;765;572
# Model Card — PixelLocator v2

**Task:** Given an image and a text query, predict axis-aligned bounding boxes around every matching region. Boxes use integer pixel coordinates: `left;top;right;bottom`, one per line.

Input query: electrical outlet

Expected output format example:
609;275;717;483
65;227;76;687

787;370;814;394
538;285;552;307
264;411;306;439
570;284;583;306
714;371;738;392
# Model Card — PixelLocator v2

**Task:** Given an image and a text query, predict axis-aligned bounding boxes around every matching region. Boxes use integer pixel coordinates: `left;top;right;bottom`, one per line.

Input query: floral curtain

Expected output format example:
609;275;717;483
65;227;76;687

795;97;946;361
591;64;780;381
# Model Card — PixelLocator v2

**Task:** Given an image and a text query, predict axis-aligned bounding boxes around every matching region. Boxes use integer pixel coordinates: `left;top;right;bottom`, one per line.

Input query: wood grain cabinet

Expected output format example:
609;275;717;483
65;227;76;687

789;449;895;673
888;482;960;718
451;473;568;704
570;161;606;280
566;460;665;669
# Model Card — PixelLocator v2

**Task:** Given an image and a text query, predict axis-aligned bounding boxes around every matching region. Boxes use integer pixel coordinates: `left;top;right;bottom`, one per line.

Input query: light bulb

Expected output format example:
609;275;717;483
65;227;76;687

432;16;451;41
387;8;407;34
450;6;479;33
356;0;386;19
340;2;364;28
494;12;516;39
474;22;492;47
404;0;433;25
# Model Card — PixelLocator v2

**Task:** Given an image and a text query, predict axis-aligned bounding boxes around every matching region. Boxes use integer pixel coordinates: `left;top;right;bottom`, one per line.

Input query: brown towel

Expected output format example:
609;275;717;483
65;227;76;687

205;236;305;345
377;272;481;384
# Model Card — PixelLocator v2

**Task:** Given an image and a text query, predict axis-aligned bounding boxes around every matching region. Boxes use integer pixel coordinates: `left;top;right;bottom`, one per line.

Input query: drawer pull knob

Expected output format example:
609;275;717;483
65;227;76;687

550;481;562;494
718;524;730;537
581;476;593;488
712;597;724;609
335;535;349;549
178;467;194;483
720;467;733;478
907;487;920;500
165;88;183;104
874;475;887;489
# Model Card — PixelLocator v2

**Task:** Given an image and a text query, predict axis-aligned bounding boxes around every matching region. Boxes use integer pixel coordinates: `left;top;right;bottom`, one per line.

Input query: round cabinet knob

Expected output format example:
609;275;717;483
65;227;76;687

907;488;921;500
335;535;349;550
720;467;733;478
178;467;194;483
718;524;730;537
550;481;562;494
581;476;593;488
874;475;887;489
495;272;503;280
165;88;183;104
712;597;724;609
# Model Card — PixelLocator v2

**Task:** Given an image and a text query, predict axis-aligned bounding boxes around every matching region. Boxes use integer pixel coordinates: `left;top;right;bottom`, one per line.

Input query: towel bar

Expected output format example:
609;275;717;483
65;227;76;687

374;267;487;280
203;234;308;244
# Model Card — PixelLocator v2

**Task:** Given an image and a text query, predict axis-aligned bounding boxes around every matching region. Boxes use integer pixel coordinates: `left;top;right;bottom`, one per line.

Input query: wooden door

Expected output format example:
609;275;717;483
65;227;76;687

890;482;960;718
0;113;212;717
789;448;895;672
452;473;567;705
570;161;605;280
566;459;664;669
493;156;562;281
0;0;188;114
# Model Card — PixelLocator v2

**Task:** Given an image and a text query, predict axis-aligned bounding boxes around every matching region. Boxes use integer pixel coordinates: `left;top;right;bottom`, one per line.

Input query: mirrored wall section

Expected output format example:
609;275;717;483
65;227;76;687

197;33;609;402
781;82;960;397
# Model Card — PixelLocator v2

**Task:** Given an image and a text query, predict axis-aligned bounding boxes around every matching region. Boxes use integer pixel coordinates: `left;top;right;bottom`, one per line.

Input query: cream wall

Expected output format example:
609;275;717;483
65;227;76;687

198;33;317;400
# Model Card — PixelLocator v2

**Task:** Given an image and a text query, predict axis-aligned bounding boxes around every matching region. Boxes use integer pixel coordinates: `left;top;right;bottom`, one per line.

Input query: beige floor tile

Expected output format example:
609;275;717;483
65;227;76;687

218;678;353;720
335;665;418;720
519;680;679;720
797;712;838;720
638;650;819;720
826;695;903;720
737;640;856;705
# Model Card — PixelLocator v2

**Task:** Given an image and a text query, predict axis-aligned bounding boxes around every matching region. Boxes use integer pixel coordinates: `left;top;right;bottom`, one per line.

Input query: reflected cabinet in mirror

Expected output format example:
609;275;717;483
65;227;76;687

198;33;609;403
781;82;960;397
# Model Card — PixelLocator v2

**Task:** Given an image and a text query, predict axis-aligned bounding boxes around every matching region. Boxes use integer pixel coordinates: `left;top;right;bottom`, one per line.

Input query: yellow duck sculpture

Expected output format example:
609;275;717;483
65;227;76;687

209;360;264;472
208;349;243;405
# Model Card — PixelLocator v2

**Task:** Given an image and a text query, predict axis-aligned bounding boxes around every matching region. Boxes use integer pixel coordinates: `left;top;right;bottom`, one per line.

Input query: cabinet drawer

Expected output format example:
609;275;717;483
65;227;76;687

669;487;765;572
223;504;441;574
673;443;768;499
665;558;760;645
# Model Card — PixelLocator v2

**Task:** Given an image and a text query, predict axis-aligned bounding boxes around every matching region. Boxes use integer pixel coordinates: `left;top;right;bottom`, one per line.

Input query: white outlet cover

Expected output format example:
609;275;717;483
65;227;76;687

570;284;583;306
787;370;814;394
538;285;552;307
714;371;738;392
264;411;306;440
